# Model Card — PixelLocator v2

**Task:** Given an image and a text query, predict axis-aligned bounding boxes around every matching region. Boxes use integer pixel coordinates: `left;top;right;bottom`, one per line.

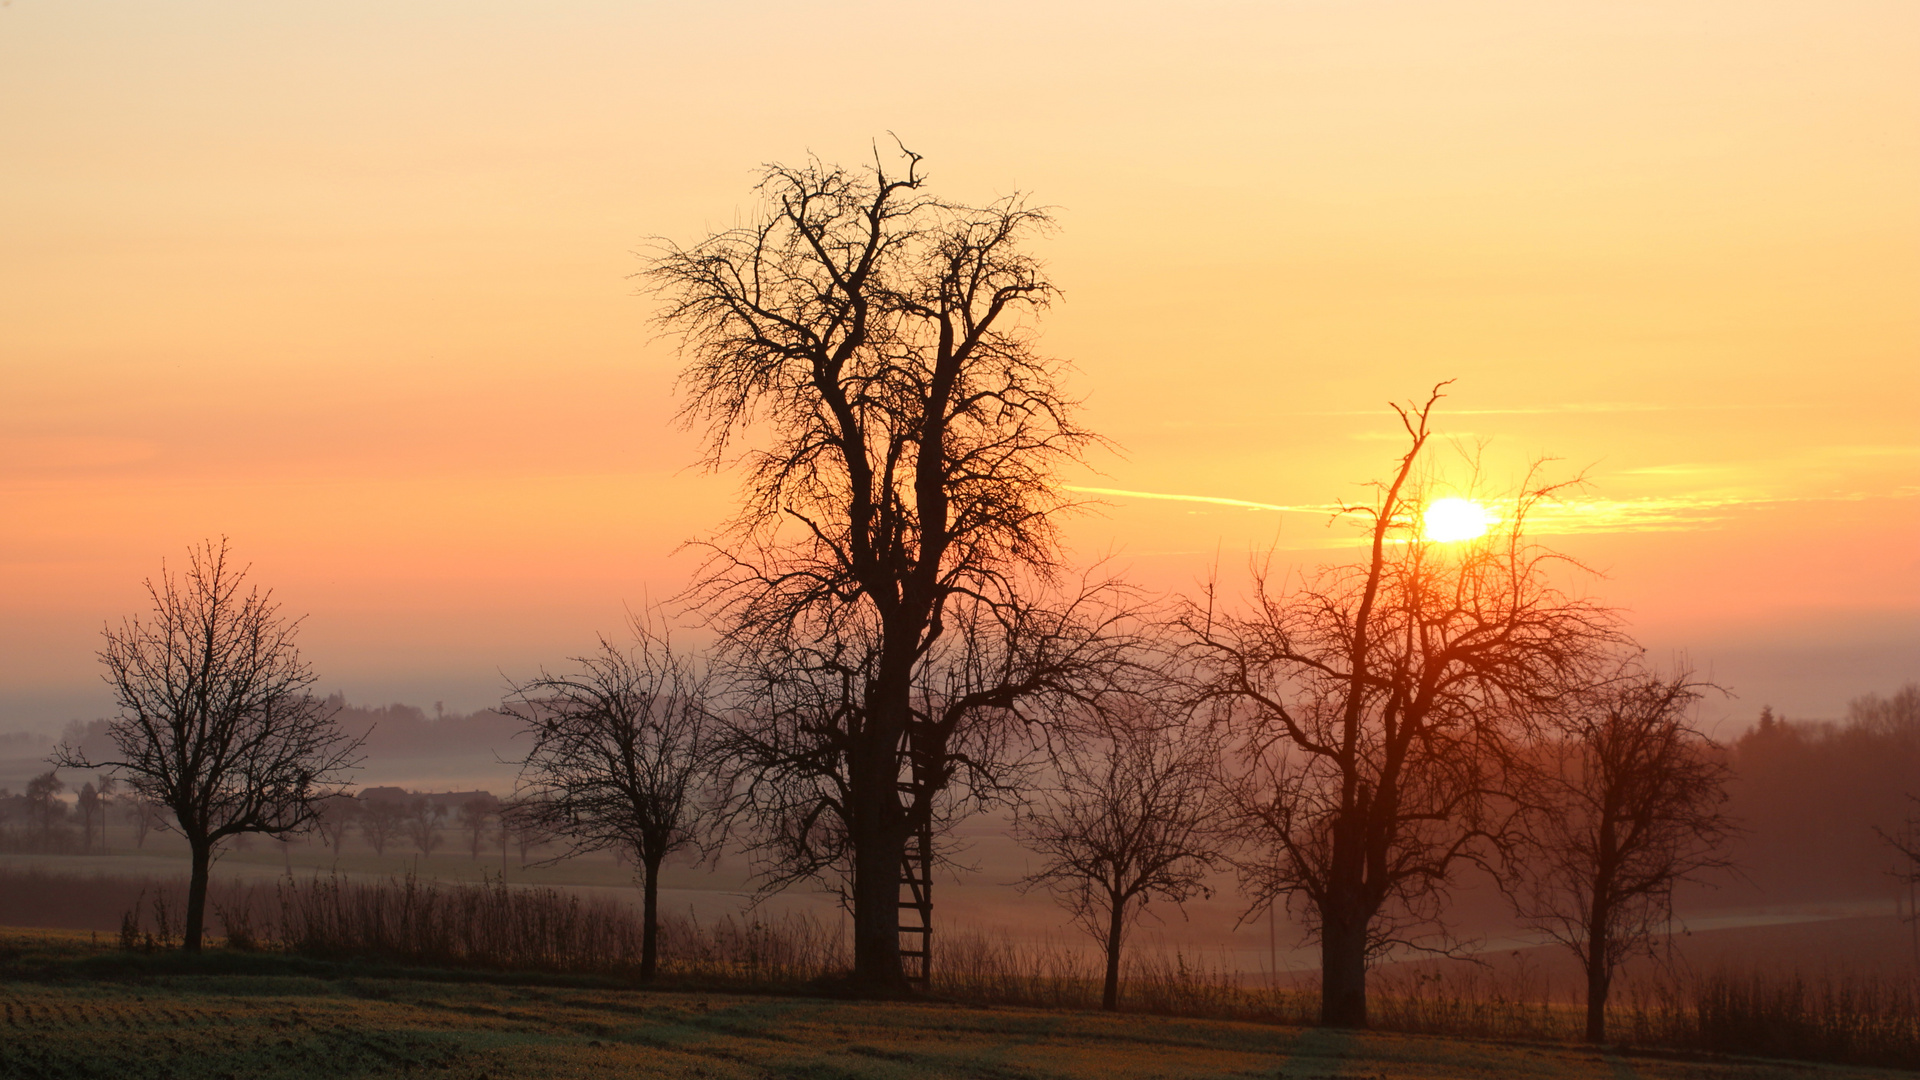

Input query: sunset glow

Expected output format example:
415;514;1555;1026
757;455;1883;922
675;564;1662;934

1422;498;1496;543
0;1;1912;724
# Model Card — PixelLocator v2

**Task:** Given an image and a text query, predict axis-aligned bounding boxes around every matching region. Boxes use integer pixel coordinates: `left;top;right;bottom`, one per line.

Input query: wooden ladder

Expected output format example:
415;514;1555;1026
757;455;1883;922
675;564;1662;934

897;722;935;990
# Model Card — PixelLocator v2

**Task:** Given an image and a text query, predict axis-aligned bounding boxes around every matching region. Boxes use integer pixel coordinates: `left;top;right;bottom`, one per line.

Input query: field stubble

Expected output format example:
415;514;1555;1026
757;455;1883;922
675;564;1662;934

2;867;1917;1073
3;930;1916;1080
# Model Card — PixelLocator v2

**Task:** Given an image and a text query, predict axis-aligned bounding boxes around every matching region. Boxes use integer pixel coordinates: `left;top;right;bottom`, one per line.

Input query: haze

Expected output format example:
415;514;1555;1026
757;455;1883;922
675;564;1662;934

2;0;1914;727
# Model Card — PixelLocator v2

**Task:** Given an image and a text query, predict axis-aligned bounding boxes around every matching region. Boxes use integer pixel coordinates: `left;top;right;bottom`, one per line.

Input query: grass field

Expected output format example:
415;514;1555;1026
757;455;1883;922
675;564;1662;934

2;930;1913;1080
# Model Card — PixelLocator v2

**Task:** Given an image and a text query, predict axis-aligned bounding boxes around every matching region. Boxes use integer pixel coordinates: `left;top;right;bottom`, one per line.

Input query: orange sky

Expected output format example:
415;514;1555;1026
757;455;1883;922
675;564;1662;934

3;1;1914;729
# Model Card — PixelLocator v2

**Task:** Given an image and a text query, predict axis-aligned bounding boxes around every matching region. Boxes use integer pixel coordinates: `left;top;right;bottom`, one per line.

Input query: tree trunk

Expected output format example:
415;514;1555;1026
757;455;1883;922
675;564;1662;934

641;853;661;982
1102;894;1126;1011
1585;890;1613;1043
1585;958;1611;1044
184;837;212;952
1319;911;1368;1027
850;813;907;993
848;662;913;995
1320;808;1372;1027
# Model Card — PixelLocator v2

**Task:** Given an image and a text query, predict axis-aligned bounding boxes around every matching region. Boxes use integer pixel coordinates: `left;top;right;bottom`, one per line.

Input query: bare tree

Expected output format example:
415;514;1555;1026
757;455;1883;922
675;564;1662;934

502;624;716;981
58;542;360;948
717;578;1141;979
649;144;1118;991
1503;669;1735;1043
1016;697;1225;1010
1185;388;1625;1027
1878;796;1920;966
25;771;64;851
55;540;361;950
405;797;445;860
77;782;102;853
358;795;404;856
126;796;166;849
95;775;118;852
458;794;498;861
314;793;357;854
502;802;550;867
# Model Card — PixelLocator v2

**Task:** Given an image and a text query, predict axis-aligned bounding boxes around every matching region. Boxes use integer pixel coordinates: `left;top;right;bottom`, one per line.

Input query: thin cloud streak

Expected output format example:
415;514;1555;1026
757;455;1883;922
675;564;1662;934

1067;484;1915;537
1276;402;1803;418
1063;485;1340;514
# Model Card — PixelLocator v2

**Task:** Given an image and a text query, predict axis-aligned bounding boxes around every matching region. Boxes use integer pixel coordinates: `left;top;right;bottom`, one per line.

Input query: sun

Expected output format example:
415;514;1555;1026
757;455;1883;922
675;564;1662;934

1422;497;1495;542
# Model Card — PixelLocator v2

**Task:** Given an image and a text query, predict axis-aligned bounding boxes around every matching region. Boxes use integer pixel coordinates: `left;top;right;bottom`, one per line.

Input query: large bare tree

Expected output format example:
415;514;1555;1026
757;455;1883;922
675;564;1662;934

1016;696;1225;1011
1502;668;1735;1043
56;540;362;950
502;622;716;982
650;144;1123;991
714;575;1142;981
1186;388;1625;1027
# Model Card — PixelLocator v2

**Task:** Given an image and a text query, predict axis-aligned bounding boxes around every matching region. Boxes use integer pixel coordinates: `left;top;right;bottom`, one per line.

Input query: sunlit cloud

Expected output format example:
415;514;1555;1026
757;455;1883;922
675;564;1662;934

1068;483;1916;538
1063;485;1340;514
1267;402;1814;422
1526;489;1913;534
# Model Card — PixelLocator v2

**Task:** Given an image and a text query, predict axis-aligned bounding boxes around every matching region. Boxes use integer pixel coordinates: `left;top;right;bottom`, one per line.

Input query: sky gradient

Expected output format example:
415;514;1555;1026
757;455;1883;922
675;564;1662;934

3;1;1915;730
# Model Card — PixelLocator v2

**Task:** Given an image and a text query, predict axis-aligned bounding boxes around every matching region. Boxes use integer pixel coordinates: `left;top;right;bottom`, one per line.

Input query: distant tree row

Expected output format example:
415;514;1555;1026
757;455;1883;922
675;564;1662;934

59;145;1899;1050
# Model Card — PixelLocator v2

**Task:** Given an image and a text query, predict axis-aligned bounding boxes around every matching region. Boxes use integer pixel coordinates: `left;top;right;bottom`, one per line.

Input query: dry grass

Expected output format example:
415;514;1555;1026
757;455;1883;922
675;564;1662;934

3;928;1914;1080
12;866;1919;1070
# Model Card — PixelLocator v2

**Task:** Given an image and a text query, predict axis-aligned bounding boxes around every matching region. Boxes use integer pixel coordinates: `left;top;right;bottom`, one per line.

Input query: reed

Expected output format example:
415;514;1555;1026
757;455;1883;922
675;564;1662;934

1619;968;1920;1068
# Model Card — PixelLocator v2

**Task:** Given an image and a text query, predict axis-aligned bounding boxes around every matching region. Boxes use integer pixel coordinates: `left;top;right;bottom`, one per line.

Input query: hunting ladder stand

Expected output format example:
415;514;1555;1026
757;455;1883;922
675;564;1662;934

898;719;935;990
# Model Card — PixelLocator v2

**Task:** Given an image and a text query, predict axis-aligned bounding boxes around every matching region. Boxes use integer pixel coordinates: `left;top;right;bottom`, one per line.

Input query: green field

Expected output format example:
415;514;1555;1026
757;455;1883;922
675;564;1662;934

0;930;1909;1080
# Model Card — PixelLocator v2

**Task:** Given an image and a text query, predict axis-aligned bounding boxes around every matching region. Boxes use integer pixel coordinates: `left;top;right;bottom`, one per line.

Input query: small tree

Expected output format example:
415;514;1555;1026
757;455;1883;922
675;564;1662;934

56;540;362;950
95;775;118;852
1878;795;1920;967
25;771;64;850
58;541;360;949
358;796;404;857
502;802;549;867
77;782;101;853
1017;698;1225;1010
1503;669;1735;1043
405;797;445;860
458;794;498;861
314;793;357;854
125;796;166;849
503;623;716;981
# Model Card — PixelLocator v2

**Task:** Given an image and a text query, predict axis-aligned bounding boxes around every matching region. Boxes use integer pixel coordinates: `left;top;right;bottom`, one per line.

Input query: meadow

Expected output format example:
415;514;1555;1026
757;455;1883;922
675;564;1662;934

3;866;1909;1073
4;927;1916;1080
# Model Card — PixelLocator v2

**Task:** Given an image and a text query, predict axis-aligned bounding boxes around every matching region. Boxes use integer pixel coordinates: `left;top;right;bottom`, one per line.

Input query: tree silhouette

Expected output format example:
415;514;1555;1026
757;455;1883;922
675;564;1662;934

1016;696;1225;1010
1503;668;1735;1043
56;539;362;950
405;797;445;860
313;793;357;855
1877;794;1920;967
717;583;1139;927
1186;387;1624;1027
125;796;166;849
25;771;63;851
76;780;102;849
503;621;717;982
358;795;404;857
649;143;1122;991
458;794;498;861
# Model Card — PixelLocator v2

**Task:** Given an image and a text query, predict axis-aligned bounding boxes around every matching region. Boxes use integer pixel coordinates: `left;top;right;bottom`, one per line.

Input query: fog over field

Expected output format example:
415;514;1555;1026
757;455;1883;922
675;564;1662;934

6;684;1916;990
